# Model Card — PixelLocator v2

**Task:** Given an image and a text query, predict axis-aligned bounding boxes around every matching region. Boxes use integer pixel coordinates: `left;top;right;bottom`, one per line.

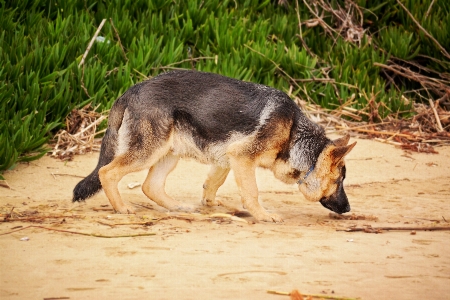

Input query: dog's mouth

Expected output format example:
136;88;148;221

319;198;350;214
319;180;351;214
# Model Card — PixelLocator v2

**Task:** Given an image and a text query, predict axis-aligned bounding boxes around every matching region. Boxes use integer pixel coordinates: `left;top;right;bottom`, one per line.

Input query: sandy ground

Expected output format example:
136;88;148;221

1;135;449;300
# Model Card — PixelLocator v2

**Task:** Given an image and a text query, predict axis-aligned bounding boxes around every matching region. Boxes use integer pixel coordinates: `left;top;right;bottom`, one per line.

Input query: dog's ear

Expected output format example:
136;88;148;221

333;134;350;147
330;141;356;163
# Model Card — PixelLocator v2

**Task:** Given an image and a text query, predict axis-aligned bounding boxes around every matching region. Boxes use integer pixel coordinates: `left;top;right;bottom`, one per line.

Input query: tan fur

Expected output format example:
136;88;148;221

99;134;175;214
223;119;294;222
202;165;230;206
299;141;356;202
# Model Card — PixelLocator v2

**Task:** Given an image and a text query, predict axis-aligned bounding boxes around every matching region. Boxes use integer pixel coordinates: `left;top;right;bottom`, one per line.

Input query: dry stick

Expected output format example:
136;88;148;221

428;98;444;132
338;226;450;232
98;221;155;227
295;78;334;83
51;173;86;178
295;0;315;58
0;225;156;238
395;0;450;60
155;57;216;69
130;201;154;210
335;125;416;138
301;0;336;35
80;66;90;97
267;290;359;300
109;18;128;62
92;207;114;212
73;115;106;138
336;122;391;131
374;62;449;102
0;180;11;189
78;18;107;68
0;215;80;222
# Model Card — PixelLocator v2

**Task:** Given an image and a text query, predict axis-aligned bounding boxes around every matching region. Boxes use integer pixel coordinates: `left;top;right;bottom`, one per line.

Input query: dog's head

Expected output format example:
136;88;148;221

298;135;356;214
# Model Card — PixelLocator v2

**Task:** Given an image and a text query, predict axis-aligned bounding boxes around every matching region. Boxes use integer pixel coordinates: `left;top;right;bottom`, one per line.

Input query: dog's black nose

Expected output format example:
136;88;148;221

319;198;350;214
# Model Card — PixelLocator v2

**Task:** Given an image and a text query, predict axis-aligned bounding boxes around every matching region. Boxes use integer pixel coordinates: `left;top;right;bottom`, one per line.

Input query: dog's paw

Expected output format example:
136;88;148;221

115;204;136;214
255;212;283;223
172;203;195;212
201;198;220;207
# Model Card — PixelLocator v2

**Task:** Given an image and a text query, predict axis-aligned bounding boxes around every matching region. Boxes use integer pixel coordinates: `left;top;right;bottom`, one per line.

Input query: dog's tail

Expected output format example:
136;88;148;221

72;96;129;201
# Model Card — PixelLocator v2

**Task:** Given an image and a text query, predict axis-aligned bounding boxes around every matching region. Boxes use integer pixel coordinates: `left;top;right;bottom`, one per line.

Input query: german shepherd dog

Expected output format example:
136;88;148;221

73;70;356;222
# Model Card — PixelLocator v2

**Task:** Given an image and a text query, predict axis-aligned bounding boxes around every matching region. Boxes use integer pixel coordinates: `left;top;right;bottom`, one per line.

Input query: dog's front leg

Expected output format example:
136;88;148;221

202;165;230;206
228;155;283;223
142;154;194;212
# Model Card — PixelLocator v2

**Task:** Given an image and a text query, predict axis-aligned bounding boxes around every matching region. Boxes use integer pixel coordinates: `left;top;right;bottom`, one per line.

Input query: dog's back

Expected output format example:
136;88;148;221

128;70;297;141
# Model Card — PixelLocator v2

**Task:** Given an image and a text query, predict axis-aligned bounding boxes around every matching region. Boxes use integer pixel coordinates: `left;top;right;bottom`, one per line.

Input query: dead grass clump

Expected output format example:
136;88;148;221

49;104;106;161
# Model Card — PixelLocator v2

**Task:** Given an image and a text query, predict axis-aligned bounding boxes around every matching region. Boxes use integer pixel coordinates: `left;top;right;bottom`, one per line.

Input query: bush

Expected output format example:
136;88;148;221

1;0;448;173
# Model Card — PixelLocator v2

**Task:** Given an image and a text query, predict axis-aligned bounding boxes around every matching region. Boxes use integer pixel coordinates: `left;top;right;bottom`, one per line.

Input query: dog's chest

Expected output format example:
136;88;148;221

170;130;248;167
170;131;227;167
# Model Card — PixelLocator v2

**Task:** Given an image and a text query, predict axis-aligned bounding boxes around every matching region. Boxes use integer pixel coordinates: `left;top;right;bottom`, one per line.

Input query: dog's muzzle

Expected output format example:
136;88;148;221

319;182;350;214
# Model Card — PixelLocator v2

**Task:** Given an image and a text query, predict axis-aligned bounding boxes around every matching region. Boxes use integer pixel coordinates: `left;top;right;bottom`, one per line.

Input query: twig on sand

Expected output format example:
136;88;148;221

338;226;450;233
0;215;80;222
0;180;11;189
267;289;360;300
0;225;155;238
51;173;86;179
93;207;114;212
97;221;155;227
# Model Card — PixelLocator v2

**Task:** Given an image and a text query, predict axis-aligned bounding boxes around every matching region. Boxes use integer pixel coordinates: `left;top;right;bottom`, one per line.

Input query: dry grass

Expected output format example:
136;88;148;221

49;104;106;161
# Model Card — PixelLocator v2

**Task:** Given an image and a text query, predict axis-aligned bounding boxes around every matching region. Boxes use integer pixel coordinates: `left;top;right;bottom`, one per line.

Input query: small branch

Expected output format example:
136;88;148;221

267;290;360;300
338;226;450;233
163;56;216;68
0;180;11;189
92;207;114;212
1;215;79;222
0;225;156;238
98;221;155;227
109;18;128;62
51;173;86;179
78;18;107;68
335;125;417;138
424;0;436;19
428;98;444;132
295;78;335;83
130;201;154;210
395;0;450;60
80;65;90;98
295;0;315;58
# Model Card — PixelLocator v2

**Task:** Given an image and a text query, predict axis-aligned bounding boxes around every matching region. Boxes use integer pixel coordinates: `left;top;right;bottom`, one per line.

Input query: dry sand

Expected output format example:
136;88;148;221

1;136;449;300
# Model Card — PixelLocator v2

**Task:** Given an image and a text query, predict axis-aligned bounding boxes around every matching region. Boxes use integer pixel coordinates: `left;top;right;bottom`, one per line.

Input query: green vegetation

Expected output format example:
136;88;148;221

1;0;449;173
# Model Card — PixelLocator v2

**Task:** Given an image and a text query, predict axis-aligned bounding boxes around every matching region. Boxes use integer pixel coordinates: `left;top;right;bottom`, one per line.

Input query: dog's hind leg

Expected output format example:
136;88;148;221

99;157;147;214
99;138;174;214
142;153;194;212
202;165;230;206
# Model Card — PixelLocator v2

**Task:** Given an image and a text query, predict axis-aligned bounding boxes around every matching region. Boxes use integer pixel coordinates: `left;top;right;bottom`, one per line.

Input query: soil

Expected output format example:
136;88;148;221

1;135;449;300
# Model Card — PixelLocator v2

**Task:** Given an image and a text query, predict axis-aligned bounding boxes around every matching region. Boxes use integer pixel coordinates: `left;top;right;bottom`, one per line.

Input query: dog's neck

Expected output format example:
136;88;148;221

289;122;330;173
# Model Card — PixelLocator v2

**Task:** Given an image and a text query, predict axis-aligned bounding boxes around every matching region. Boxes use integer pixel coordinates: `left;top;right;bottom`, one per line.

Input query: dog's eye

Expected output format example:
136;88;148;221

334;165;346;184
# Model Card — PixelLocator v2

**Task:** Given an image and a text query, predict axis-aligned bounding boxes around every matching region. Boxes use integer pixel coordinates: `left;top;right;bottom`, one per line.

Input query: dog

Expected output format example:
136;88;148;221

73;70;356;222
